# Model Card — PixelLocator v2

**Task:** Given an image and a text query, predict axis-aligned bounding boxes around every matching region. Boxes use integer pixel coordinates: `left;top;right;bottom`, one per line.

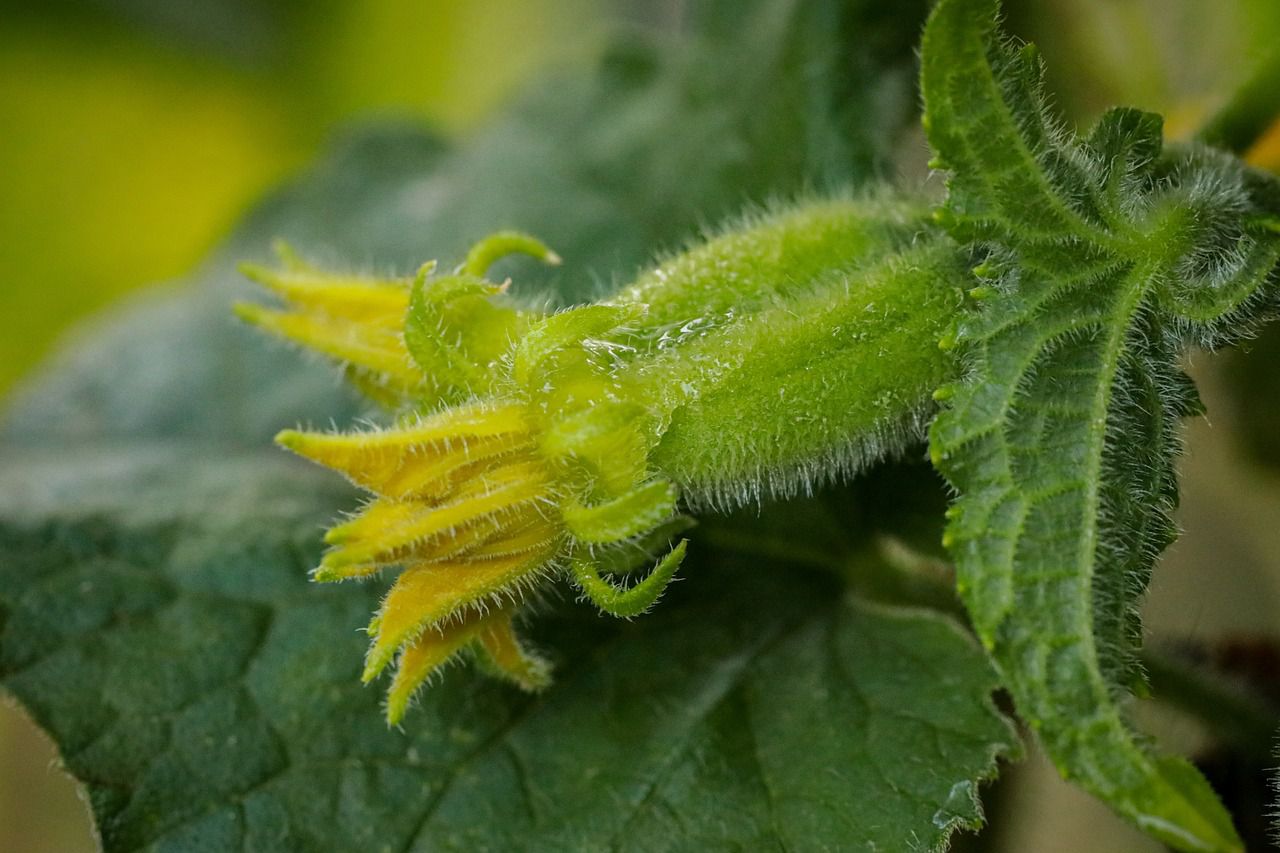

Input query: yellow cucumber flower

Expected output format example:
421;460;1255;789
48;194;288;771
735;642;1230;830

238;201;965;723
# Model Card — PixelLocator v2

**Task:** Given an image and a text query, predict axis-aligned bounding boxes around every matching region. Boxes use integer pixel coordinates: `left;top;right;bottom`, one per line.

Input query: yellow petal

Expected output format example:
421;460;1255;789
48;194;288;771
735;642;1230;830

413;504;552;563
378;449;525;502
318;461;554;572
234;302;420;388
384;607;491;725
276;404;532;498
239;263;411;323
324;500;418;545
316;505;552;582
311;561;383;583
363;537;559;682
474;613;551;691
465;513;561;559
283;435;534;501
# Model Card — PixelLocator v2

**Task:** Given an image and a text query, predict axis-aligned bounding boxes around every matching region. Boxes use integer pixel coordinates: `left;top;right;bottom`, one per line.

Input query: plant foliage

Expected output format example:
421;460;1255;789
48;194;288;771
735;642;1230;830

2;0;1278;850
923;0;1279;848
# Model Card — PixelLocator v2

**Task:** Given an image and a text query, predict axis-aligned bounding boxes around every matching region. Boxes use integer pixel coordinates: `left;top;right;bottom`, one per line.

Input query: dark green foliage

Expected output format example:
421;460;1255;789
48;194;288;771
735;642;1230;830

0;452;1015;851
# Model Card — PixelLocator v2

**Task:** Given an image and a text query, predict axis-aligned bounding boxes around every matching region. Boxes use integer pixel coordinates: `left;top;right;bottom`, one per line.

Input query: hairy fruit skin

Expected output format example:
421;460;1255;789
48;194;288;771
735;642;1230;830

238;198;966;722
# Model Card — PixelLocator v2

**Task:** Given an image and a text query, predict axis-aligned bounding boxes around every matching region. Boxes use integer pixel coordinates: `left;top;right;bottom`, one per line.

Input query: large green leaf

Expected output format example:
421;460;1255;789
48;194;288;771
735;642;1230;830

0;1;1022;849
921;0;1280;849
0;451;1016;851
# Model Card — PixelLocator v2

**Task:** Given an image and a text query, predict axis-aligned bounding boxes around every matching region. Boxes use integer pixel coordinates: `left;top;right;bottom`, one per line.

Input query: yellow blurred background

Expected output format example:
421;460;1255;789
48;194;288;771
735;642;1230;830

0;0;1276;850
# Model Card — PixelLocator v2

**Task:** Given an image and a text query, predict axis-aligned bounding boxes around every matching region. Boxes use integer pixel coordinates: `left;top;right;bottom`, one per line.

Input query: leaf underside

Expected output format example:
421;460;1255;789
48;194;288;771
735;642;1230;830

922;0;1280;850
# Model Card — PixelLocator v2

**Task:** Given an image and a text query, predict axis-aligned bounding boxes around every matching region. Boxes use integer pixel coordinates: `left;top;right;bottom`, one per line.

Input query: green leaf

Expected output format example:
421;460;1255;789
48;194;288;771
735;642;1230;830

0;451;1015;852
921;0;1280;849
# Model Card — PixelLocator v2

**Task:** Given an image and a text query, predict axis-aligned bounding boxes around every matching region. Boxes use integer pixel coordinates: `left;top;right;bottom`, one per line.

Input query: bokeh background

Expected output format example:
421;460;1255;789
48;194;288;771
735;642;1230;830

1;1;1277;850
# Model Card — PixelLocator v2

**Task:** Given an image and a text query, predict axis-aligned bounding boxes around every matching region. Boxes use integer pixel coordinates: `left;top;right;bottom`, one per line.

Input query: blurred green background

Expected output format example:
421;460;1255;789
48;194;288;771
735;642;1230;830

0;0;600;396
1;1;1276;851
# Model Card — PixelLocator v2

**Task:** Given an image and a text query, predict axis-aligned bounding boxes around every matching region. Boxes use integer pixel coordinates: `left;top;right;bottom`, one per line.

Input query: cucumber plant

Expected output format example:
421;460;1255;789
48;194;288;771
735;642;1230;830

3;0;1278;850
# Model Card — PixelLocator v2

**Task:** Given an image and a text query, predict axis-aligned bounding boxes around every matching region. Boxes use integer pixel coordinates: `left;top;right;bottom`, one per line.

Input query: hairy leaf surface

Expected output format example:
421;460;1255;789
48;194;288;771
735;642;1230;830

922;0;1280;849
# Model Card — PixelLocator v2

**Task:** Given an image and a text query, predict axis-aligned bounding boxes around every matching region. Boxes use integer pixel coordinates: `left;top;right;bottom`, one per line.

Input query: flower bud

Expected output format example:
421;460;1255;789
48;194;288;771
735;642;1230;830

239;198;965;722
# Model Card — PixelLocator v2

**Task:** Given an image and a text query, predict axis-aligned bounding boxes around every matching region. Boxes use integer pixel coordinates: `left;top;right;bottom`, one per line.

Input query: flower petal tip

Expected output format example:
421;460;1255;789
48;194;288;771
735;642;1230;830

274;428;305;452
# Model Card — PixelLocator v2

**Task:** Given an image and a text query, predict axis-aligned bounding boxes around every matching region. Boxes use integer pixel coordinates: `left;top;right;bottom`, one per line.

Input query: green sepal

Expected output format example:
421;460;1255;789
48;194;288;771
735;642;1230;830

511;303;642;391
570;539;688;618
562;478;680;543
591;514;699;576
540;400;655;496
462;230;562;278
403;268;531;402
